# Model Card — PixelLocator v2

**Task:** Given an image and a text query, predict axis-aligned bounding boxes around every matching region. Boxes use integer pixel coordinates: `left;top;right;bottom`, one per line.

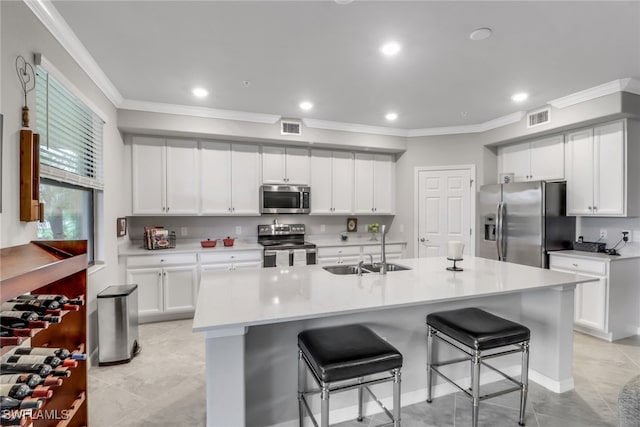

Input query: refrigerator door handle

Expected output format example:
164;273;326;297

496;202;502;261
500;202;507;261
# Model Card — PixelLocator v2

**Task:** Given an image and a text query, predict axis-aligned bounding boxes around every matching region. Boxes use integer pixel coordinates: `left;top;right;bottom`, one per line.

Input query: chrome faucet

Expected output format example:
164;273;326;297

357;260;364;276
380;224;387;275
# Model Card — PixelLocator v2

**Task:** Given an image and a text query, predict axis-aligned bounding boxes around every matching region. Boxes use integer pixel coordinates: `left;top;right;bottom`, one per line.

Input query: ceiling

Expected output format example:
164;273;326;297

51;1;640;131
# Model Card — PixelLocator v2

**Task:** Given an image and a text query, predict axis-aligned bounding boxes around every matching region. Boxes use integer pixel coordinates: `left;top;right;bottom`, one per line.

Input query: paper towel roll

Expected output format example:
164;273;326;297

293;249;307;266
275;250;290;267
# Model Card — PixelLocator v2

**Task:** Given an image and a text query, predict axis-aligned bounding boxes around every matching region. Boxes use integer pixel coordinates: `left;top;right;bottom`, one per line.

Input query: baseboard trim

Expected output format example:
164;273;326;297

528;369;574;393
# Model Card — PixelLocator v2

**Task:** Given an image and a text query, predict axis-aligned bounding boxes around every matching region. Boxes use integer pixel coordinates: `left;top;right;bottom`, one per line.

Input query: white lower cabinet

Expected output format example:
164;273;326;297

126;253;198;323
317;244;406;266
549;254;639;341
317;246;361;265
199;250;262;271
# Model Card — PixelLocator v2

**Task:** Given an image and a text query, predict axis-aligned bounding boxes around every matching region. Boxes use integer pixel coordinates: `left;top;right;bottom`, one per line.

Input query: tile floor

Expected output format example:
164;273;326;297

88;321;639;427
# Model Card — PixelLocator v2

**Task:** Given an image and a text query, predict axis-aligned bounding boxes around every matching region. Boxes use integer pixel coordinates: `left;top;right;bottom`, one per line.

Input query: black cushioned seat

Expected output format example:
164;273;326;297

298;324;403;383
426;307;530;350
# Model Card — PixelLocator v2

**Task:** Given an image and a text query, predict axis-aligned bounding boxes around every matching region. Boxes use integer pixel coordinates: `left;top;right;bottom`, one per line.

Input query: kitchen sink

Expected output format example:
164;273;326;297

361;263;411;273
322;263;411;275
322;265;370;275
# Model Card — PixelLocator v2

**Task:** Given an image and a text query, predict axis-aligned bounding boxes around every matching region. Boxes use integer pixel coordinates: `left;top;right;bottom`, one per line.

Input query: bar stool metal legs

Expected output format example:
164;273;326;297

297;324;403;427
425;308;531;427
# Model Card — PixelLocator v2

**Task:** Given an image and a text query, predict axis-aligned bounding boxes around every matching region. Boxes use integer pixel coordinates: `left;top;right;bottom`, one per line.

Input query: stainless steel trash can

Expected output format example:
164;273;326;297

97;284;141;366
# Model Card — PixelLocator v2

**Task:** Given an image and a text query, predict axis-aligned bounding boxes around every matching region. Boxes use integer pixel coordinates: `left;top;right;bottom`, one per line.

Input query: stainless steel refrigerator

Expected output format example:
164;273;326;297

478;181;575;268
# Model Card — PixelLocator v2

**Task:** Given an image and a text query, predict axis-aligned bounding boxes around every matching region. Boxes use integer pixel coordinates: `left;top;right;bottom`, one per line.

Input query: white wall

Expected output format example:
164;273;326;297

0;1;126;357
394;133;496;257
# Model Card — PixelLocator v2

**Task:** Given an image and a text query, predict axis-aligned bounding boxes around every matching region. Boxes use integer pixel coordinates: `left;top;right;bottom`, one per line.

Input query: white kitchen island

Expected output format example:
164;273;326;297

193;256;596;427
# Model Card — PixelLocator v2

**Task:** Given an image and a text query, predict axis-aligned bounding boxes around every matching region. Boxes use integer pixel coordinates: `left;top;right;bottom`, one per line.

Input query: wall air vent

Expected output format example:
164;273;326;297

281;120;302;136
527;108;551;128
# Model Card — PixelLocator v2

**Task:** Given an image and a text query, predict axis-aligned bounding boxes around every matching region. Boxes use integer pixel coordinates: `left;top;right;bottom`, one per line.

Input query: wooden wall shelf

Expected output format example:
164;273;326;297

1;240;88;427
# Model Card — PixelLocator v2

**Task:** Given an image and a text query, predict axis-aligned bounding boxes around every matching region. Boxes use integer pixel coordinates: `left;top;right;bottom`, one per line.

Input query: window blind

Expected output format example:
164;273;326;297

36;66;104;190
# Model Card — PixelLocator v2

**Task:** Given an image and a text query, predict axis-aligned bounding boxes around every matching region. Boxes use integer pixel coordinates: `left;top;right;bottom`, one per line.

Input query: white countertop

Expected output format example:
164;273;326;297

118;239;263;256
193;256;595;333
550;243;640;261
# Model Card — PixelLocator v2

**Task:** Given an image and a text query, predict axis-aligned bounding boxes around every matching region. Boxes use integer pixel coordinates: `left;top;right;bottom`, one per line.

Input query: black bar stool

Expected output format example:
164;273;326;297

426;308;530;427
297;324;403;427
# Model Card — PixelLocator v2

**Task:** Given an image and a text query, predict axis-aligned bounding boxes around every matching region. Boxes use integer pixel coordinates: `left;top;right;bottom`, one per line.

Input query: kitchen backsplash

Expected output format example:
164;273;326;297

578;216;640;247
127;215;398;243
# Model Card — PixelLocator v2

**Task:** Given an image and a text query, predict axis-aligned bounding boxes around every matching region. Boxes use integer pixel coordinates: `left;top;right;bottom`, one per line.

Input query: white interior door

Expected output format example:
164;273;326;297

417;168;472;258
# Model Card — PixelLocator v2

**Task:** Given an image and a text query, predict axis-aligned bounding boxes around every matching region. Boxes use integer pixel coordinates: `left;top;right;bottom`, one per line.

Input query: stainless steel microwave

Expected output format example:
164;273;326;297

260;185;310;214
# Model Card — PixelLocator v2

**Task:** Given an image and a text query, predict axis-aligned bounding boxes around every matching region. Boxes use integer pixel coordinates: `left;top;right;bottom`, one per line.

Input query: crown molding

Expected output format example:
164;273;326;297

119;99;282;124
548;78;640;109
24;0;123;107
407;111;526;137
302;118;409;137
621;77;640;95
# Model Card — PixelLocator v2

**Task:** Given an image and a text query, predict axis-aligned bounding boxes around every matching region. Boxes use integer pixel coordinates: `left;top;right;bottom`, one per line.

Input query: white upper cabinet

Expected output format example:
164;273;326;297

354;153;395;214
165;139;200;214
200;141;260;215
132;136;199;215
262;146;310;185
566;121;627;216
230;144;261;214
310;150;354;214
498;135;564;183
200;141;232;215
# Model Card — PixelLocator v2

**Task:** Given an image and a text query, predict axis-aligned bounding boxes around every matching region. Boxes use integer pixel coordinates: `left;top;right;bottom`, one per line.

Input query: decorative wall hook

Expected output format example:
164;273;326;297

15;55;35;128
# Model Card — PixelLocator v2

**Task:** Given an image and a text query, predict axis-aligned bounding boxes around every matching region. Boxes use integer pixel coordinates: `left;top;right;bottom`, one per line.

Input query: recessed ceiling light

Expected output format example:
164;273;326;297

380;42;401;56
385;112;398;121
192;87;208;98
511;92;529;102
299;101;313;110
469;28;492;41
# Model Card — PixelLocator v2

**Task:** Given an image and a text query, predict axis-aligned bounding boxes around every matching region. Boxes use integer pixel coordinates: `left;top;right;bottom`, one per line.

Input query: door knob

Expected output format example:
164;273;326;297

420;238;426;242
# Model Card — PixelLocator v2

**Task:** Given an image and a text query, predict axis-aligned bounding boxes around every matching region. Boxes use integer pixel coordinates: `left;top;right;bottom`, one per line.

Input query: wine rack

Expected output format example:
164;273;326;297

1;241;88;427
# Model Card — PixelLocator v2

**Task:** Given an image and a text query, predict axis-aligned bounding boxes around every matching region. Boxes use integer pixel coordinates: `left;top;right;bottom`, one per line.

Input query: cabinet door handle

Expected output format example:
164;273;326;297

158;272;162;277
572;263;578;267
166;206;170;212
420;237;426;242
588;206;592;211
593;206;597;211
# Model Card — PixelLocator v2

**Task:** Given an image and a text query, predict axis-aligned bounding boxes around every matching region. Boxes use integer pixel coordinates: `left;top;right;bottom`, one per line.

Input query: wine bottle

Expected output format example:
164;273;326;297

0;302;61;316
13;347;86;361
0;384;52;399
16;294;83;306
0;395;43;410
0;363;52;377
0;325;34;338
0;374;62;388
0;411;22;426
3;355;77;369
7;298;61;311
0;317;49;330
0;312;38;321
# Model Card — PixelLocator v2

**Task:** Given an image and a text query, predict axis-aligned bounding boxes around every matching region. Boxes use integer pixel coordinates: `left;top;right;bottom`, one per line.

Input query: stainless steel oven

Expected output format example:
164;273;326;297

258;223;317;267
260;185;310;214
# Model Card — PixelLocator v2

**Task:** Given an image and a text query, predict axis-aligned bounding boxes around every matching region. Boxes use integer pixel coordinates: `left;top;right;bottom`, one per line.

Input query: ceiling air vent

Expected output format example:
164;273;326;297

527;108;551;128
281;120;302;136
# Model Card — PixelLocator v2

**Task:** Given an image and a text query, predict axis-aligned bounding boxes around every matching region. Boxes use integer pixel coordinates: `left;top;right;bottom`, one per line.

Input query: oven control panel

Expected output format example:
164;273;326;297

258;224;306;236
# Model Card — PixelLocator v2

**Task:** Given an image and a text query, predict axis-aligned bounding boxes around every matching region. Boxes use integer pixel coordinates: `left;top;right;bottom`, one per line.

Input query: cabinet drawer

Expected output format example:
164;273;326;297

317;246;361;257
127;253;197;267
362;244;404;255
549;256;607;276
199;250;262;264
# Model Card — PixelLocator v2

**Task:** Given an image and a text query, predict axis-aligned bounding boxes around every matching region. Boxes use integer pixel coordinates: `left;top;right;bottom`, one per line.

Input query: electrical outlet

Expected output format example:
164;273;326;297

622;230;632;242
180;227;188;237
235;226;242;235
320;224;326;233
599;229;607;240
399;224;404;233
